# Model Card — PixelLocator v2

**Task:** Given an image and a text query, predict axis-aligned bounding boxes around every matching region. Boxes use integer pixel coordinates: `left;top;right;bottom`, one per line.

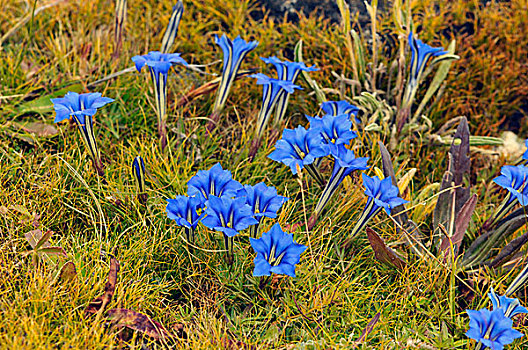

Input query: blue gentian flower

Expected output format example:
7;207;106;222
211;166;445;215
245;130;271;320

212;34;259;116
51;92;114;124
268;126;328;176
493;165;528;206
408;32;447;87
201;195;258;237
306;114;358;147
237;183;288;220
362;174;408;215
166;195;205;242
132;51;188;149
465;308;523;350
261;56;317;82
314;146;369;215
132;51;188;74
489;288;528;318
250;223;307;277
132;156;147;202
50;94;109;176
251;73;302;139
261;56;317;125
237;183;288;237
321;100;360;124
187;163;243;203
350;174;408;238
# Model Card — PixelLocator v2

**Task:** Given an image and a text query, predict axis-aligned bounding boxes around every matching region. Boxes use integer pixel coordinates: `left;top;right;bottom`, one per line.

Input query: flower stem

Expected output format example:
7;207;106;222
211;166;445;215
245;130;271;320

305;163;326;188
350;200;379;239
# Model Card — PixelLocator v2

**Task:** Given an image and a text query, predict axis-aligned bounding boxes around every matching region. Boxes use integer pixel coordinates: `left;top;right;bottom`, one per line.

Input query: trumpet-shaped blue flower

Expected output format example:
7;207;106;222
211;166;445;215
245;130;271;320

237;183;288;220
489;288;528;318
166;195;204;230
314;146;369;215
408;32;447;85
132;51;188;74
363;174;408;215
307;114;357;147
493;165;528;206
212;34;258;115
465;308;523;350
51;92;114;124
187;163;242;203
251;73;302;138
261;56;317;125
202;195;258;237
321;100;360;123
268;126;328;175
261;56;318;82
349;174;408;238
132;51;187;149
250;223;307;277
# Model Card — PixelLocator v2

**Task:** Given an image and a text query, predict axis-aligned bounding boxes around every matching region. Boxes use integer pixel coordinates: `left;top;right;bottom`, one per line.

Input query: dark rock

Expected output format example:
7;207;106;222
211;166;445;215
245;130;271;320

252;0;388;26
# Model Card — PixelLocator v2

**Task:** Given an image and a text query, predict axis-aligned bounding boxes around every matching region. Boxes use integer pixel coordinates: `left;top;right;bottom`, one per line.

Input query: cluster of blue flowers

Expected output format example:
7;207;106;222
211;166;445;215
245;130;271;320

248;56;317;157
165;163;306;277
466;288;526;350
268;99;406;233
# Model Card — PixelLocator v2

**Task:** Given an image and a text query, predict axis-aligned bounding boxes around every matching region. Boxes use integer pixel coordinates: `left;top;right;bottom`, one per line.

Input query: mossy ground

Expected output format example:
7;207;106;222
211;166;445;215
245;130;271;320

1;0;527;349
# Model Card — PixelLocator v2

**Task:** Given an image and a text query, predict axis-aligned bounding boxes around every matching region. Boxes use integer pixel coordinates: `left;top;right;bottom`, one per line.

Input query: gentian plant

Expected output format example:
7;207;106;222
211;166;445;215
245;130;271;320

309;146;369;229
132;51;188;150
306;114;358;147
465;308;523;350
249;73;301;158
202;195;258;256
51;91;114;176
209;34;258;130
250;223;307;277
132;156;147;203
261;56;317;126
237;183;288;237
397;32;449;131
349;174;408;238
187;163;242;203
268;125;328;186
320;100;360;124
166;195;205;243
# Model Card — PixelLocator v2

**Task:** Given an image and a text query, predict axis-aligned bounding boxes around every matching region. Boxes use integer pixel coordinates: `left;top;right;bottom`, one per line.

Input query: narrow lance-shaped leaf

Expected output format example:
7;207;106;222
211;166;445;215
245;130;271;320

160;1;184;54
433;117;470;244
439;193;477;257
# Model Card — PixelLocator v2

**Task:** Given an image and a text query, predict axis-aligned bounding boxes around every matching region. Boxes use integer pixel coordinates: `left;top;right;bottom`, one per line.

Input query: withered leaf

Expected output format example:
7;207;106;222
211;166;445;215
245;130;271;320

353;312;381;348
433;117;471;242
85;257;120;315
24;229;50;249
59;261;77;282
366;227;406;270
20;122;58;137
106;308;173;340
